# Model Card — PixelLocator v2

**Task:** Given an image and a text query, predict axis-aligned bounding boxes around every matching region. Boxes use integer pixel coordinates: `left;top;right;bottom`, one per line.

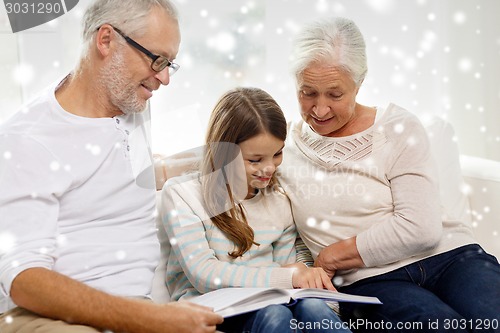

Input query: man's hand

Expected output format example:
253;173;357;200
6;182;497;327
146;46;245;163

9;268;223;333
285;263;336;291
156;302;224;333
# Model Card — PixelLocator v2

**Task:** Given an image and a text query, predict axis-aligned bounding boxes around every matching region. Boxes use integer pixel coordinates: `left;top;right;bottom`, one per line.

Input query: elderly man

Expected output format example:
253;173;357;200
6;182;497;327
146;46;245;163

0;0;222;332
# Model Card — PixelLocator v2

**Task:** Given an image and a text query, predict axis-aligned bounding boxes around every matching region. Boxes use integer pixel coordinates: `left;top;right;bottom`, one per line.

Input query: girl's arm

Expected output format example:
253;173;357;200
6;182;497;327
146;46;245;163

160;179;294;294
271;210;335;290
271;223;298;266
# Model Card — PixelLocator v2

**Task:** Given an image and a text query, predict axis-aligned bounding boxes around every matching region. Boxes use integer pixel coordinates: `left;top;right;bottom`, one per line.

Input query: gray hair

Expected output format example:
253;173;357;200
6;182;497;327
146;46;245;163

290;17;367;87
80;0;179;59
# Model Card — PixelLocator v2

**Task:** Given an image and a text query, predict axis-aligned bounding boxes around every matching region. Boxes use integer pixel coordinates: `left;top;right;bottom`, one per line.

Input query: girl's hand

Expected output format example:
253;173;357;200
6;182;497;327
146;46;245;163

285;263;336;291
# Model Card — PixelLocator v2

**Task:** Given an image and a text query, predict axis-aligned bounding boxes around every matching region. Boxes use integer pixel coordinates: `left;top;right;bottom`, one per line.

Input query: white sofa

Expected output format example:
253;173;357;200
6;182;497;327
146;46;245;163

150;116;500;304
460;155;500;257
1;118;498;310
422;116;500;259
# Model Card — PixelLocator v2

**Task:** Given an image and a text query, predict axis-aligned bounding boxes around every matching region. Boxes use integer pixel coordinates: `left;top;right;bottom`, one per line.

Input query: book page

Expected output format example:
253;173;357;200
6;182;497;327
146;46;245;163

217;296;291;317
188;287;381;318
188;288;288;312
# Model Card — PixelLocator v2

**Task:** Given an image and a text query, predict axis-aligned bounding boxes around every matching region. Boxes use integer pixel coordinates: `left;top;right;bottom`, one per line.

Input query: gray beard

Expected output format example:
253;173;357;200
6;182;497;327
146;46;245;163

98;50;147;115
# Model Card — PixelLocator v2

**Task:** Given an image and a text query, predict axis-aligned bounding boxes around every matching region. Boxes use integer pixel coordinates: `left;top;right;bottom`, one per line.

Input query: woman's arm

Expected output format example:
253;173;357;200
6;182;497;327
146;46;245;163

355;113;442;267
315;112;442;274
273;223;335;290
314;237;365;280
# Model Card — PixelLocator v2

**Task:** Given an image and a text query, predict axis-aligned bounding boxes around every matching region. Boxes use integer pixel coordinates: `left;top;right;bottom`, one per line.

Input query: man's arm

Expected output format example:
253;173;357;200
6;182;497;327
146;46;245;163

11;267;223;333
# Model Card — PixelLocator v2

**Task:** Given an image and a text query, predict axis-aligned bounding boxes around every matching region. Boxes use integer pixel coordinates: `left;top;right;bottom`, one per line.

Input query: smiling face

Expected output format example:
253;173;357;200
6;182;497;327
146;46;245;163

239;132;285;199
103;8;180;115
297;63;361;137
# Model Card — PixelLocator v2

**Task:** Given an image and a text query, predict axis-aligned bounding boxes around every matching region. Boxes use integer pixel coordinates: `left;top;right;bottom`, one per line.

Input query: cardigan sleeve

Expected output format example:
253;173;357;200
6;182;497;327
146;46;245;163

356;111;442;267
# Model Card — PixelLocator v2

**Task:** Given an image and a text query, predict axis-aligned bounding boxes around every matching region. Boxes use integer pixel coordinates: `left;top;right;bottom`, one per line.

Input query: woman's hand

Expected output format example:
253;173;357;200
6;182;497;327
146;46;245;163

314;237;365;280
285;263;336;291
314;248;338;279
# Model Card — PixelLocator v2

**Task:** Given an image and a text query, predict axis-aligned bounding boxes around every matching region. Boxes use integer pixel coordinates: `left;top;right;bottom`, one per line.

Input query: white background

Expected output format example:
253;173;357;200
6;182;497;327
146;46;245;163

1;0;499;160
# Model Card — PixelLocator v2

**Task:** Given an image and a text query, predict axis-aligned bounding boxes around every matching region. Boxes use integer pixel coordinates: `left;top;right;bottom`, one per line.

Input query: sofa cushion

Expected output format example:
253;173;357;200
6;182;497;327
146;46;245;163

460;155;500;257
151;191;171;303
421;116;472;224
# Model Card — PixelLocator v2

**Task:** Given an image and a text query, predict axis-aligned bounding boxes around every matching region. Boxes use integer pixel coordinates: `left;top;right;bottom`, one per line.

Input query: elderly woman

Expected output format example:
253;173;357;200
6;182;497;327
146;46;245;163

278;17;500;332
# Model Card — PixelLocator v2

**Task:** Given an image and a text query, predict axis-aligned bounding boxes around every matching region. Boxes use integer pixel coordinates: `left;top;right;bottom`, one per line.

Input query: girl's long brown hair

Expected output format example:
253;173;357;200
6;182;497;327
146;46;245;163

201;87;287;258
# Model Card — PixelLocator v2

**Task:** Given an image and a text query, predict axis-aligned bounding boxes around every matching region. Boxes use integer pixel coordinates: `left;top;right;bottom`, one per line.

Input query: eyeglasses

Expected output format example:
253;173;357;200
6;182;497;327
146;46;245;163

110;26;179;76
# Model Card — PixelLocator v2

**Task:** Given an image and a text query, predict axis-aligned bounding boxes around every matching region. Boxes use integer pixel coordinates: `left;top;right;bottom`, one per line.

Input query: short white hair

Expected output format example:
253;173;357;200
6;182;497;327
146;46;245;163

80;0;179;59
290;17;367;87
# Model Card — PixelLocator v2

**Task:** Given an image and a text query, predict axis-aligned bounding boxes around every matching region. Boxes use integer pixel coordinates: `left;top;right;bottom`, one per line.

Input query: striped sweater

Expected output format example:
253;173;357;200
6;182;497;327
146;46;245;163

159;172;298;301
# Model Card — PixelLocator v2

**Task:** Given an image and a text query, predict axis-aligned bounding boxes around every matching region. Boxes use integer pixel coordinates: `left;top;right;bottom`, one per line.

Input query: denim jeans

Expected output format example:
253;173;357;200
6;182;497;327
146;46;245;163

338;244;500;332
217;298;351;332
290;298;352;333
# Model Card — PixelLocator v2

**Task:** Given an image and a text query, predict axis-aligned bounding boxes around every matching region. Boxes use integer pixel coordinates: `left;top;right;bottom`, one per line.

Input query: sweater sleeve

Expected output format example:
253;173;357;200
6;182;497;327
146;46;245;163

271;221;297;266
160;177;294;294
295;237;314;267
356;111;443;267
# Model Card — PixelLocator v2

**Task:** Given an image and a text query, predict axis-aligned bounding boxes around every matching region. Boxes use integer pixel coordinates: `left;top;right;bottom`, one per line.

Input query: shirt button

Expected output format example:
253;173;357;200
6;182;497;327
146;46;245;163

115;118;120;124
127;145;130;151
125;130;129;135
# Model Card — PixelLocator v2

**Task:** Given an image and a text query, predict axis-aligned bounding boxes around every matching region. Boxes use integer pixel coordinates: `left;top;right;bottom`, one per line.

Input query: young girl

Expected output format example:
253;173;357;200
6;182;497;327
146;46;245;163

159;87;351;333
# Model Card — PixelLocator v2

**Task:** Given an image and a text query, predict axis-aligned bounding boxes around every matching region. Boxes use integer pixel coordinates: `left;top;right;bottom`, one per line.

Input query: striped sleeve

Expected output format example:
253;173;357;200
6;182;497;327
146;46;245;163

272;223;297;266
160;177;294;295
295;237;314;267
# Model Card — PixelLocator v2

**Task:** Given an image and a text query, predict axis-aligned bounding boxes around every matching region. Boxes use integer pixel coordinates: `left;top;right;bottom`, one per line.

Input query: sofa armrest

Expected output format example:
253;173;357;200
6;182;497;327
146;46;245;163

154;149;202;191
460;155;500;258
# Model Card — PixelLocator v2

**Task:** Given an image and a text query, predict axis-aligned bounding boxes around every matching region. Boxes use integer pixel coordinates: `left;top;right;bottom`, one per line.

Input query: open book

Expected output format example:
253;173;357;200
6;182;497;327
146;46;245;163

189;287;381;317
